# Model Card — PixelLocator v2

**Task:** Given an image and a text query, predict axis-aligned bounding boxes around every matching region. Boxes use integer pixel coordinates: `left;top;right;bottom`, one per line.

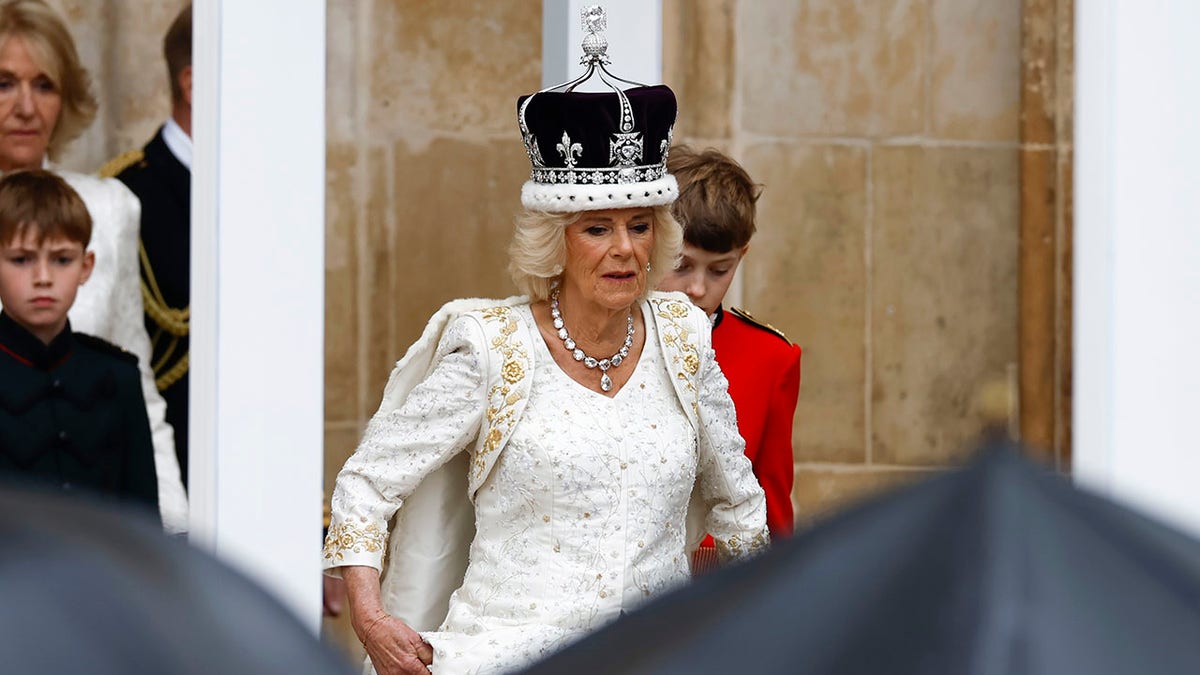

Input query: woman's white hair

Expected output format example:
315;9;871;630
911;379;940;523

508;205;683;303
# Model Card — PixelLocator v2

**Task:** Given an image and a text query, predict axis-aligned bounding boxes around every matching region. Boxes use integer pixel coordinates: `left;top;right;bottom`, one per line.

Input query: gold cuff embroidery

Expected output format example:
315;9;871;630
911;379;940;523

323;520;386;562
714;528;770;562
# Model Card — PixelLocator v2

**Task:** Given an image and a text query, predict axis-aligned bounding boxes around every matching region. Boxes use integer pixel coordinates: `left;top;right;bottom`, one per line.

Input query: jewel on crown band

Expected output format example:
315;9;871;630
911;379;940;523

530;163;667;186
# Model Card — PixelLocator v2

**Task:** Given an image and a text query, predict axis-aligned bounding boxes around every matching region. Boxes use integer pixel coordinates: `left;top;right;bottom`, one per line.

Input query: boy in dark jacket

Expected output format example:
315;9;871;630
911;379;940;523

0;170;158;518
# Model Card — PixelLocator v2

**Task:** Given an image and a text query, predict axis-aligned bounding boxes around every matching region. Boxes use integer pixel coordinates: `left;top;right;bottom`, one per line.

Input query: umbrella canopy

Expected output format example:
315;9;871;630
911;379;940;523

521;443;1200;675
0;484;354;675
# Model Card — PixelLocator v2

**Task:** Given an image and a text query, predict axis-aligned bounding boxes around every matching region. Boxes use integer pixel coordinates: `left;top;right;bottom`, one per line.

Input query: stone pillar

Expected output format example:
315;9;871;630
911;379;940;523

1019;0;1074;469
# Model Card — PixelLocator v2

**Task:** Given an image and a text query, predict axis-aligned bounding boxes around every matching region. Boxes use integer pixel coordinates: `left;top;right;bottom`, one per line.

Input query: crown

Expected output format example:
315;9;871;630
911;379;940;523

517;5;678;213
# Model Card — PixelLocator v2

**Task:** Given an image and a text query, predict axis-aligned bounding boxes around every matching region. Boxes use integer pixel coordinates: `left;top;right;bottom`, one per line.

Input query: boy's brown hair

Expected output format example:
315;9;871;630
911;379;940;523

0;169;92;247
667;145;762;253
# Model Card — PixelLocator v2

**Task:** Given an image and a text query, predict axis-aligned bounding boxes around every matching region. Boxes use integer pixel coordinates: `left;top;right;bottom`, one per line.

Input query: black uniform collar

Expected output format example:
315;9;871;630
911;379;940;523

711;305;725;330
0;311;73;370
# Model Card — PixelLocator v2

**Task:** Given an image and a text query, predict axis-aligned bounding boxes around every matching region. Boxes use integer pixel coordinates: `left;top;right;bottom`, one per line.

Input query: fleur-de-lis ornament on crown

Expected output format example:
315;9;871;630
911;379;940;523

557;131;583;168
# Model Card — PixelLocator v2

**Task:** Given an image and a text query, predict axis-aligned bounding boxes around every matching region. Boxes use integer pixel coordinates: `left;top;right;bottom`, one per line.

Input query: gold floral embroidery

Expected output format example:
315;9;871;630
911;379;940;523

480;307;509;321
714;528;770;562
502;359;525;383
683;352;699;376
651;297;700;397
484;427;503;450
473;306;530;481
323;520;386;562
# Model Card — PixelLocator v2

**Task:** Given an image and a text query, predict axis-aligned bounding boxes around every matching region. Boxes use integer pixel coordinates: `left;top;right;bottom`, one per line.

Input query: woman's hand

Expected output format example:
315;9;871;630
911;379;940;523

341;565;434;674
356;612;433;675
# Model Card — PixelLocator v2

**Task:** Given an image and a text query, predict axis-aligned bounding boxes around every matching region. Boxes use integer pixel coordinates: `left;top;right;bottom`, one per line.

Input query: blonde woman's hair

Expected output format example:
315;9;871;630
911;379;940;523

508;205;683;303
0;0;97;160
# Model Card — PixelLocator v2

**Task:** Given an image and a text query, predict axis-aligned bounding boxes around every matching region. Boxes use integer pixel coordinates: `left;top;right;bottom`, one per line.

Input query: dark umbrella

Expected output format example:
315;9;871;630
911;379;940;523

0;483;354;675
522;443;1200;675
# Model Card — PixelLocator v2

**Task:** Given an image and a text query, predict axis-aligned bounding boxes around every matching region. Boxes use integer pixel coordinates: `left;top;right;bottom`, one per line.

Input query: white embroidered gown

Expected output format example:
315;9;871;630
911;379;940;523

326;297;767;675
426;303;699;672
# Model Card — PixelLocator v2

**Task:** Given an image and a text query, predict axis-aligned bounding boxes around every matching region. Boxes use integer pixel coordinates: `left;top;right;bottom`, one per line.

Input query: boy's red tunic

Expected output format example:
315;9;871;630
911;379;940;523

695;306;801;569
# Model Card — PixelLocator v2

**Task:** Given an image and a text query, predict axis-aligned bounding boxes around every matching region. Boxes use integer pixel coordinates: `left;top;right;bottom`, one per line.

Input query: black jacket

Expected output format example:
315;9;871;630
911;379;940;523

0;311;159;518
115;126;191;485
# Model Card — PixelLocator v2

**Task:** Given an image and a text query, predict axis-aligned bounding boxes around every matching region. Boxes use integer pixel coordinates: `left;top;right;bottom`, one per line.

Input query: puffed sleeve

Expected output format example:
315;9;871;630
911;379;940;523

323;315;489;571
694;327;770;564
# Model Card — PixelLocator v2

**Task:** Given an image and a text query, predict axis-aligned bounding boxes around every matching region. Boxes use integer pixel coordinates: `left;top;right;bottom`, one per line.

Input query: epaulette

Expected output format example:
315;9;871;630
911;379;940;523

74;333;139;366
97;148;145;179
730;306;791;344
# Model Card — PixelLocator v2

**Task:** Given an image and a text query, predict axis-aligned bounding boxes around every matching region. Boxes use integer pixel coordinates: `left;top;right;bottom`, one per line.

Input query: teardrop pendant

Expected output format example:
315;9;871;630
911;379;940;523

550;288;633;396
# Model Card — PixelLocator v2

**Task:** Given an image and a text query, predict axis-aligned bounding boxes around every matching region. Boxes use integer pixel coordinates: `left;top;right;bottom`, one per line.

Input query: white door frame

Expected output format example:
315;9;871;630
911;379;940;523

1074;0;1200;538
190;0;326;629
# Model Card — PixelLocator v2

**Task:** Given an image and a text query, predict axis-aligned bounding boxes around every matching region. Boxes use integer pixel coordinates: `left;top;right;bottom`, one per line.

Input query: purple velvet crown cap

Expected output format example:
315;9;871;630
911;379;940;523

516;84;678;213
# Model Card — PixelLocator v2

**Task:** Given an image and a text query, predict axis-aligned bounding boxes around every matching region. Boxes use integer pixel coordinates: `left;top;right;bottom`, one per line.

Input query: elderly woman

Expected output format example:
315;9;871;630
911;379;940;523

0;0;186;531
323;21;769;675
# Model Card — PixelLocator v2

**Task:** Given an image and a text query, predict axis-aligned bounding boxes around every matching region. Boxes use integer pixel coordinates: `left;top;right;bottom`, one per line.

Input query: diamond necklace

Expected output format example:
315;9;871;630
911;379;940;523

549;288;635;392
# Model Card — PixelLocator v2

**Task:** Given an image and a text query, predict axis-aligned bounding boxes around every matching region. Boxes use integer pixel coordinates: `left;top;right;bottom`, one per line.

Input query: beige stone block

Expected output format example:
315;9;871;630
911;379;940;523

368;0;542;137
106;1;188;146
359;145;396;419
871;146;1019;465
930;0;1021;141
365;136;528;410
664;0;734;139
739;1;926;137
793;466;933;529
323;423;363;504
325;143;361;424
326;0;361;143
742;142;868;464
1055;0;1075;147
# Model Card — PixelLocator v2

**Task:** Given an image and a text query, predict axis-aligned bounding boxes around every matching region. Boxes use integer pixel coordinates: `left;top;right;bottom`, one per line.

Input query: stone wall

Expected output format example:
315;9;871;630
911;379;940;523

665;0;1033;525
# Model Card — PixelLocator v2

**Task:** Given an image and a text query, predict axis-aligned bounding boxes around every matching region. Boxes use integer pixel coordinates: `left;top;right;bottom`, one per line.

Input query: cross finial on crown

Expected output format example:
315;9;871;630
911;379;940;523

580;6;609;65
582;5;606;33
